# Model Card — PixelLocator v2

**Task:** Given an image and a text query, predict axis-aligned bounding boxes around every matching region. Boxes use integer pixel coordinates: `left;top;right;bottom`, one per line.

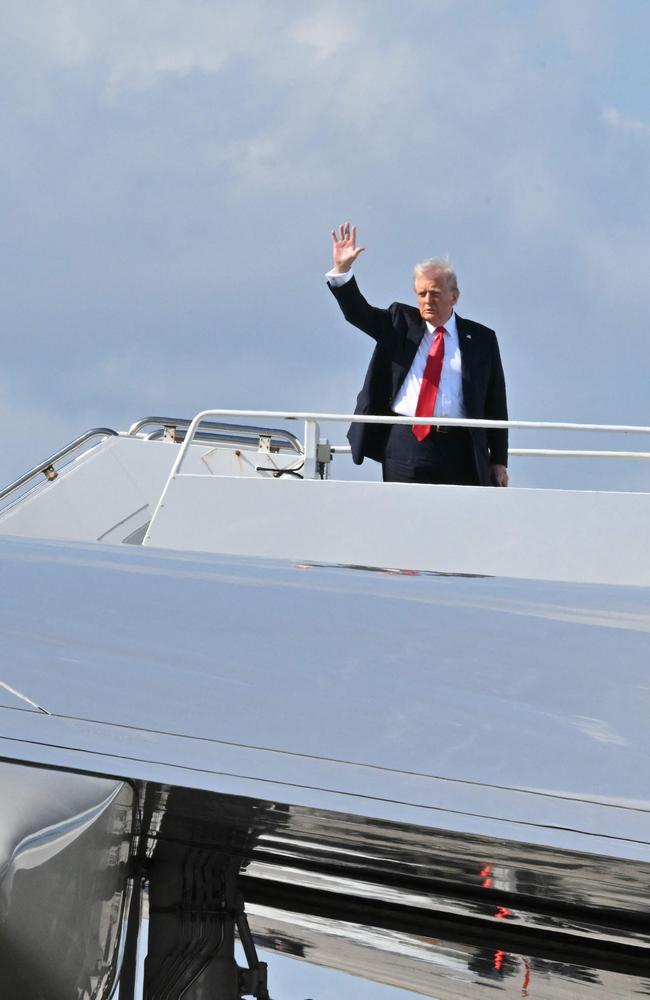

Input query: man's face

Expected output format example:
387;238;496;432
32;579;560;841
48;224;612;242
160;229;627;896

414;269;459;326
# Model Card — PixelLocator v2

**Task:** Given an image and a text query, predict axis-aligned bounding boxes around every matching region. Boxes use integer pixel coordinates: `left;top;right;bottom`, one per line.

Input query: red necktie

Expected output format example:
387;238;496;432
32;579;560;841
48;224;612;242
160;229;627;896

412;326;445;440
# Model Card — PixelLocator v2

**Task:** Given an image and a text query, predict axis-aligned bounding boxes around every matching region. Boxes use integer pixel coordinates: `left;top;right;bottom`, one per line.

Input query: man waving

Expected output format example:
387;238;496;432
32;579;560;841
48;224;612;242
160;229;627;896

327;222;509;487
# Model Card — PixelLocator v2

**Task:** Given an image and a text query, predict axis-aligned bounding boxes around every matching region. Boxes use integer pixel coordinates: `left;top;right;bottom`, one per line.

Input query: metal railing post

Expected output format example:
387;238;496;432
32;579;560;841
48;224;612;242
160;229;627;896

143;411;213;546
303;420;320;480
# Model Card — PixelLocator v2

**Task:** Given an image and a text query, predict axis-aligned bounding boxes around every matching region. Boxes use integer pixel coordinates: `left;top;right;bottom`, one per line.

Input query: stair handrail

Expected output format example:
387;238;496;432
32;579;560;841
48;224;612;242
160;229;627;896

0;428;118;507
128;416;302;454
165;409;650;477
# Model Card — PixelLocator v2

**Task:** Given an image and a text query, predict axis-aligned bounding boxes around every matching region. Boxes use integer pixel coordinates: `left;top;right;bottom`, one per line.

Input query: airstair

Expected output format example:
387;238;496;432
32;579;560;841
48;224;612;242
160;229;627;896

1;410;649;585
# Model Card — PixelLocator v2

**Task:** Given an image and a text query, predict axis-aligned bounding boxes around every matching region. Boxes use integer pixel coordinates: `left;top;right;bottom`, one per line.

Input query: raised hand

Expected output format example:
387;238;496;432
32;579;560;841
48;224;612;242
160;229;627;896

330;222;365;273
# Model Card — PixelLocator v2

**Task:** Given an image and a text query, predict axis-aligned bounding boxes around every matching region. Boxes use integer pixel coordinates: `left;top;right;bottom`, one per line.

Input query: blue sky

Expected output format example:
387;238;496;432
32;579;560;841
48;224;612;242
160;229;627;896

2;0;650;491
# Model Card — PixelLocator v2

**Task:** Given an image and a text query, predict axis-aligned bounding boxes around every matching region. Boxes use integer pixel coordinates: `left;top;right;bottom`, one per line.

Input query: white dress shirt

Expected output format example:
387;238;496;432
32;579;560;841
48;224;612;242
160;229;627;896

326;268;465;418
392;312;465;418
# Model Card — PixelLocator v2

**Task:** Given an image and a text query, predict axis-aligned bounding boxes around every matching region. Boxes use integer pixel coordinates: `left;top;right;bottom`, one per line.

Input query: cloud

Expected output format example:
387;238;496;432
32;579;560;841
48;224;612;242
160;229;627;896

602;106;650;140
2;1;276;100
289;10;360;62
2;0;650;492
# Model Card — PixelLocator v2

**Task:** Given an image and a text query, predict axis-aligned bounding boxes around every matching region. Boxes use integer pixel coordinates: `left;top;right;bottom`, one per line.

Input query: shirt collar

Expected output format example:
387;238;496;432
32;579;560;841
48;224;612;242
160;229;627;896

425;311;457;337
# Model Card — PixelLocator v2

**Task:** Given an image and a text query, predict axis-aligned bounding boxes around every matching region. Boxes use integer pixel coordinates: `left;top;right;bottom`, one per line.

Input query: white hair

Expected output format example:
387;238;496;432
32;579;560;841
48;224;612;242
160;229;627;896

413;257;458;291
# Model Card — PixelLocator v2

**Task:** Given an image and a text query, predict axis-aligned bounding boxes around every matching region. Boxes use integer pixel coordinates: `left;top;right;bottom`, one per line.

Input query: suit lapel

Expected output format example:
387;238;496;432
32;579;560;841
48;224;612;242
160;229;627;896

456;315;476;415
457;315;472;349
405;314;427;363
396;312;427;393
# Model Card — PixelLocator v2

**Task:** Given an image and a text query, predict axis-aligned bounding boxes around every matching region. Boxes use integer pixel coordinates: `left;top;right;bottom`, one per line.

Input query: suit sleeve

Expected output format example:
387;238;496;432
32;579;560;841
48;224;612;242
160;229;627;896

485;335;508;467
328;276;395;343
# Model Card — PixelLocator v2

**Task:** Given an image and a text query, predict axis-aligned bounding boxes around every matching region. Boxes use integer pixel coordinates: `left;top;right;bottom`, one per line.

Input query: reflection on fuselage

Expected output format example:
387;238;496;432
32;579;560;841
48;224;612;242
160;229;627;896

250;911;650;1000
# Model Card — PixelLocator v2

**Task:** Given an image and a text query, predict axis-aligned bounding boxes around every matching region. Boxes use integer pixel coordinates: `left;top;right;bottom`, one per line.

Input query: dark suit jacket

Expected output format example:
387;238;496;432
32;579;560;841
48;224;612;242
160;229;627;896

329;276;508;486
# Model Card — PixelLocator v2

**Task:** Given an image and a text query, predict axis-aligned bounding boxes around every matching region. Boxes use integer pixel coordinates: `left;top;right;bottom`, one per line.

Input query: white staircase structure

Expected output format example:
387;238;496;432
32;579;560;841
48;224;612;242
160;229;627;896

1;410;649;586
